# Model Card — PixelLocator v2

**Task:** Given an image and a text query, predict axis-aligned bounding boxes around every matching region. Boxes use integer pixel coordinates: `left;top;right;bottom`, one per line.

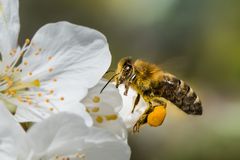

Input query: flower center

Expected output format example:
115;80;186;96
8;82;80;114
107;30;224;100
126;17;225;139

0;39;41;112
0;37;67;114
1;77;40;96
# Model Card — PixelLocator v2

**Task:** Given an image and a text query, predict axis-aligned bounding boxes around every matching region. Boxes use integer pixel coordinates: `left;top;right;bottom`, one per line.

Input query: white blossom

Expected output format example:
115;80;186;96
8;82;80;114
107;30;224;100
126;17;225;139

0;0;111;125
0;105;131;160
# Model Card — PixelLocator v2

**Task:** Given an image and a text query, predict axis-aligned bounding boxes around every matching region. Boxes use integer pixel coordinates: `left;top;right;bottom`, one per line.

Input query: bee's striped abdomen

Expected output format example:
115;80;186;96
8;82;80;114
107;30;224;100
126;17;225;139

156;74;202;115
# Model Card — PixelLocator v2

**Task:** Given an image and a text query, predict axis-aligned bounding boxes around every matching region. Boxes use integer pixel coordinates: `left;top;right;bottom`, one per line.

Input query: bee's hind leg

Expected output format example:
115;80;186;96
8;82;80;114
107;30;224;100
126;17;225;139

133;99;167;133
148;99;167;127
133;102;154;133
152;98;167;109
133;113;148;133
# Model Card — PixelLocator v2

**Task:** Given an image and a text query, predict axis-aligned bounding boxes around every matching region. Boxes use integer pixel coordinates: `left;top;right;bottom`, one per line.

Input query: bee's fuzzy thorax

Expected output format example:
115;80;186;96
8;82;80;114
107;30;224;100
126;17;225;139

134;59;164;82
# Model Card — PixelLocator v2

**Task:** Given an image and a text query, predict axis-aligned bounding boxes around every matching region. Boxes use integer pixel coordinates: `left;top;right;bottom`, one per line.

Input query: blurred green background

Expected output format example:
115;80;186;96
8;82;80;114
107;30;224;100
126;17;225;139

19;0;240;159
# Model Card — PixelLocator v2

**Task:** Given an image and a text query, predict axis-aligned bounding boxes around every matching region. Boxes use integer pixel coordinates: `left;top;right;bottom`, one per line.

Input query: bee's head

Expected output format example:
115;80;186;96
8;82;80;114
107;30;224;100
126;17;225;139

115;57;134;88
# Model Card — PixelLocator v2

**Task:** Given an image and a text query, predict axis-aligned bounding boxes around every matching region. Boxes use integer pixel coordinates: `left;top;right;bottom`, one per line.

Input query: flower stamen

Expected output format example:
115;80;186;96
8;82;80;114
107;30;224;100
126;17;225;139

105;114;118;121
96;116;103;123
48;68;53;72
91;107;99;112
92;96;100;103
7;79;40;91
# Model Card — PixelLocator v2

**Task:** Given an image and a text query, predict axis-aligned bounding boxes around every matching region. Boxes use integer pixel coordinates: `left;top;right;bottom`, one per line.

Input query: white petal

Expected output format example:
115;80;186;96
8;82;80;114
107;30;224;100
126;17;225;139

27;113;87;156
14;105;51;122
0;103;30;160
27;113;131;160
82;79;128;140
16;21;111;123
0;0;20;57
21;21;111;88
118;84;148;128
56;102;93;126
14;101;93;126
83;141;131;160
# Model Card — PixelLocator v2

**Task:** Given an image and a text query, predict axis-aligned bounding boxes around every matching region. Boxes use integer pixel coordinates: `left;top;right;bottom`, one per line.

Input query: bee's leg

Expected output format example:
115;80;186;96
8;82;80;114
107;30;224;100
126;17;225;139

151;98;167;108
133;116;146;133
131;93;140;113
133;100;167;133
124;83;130;96
133;102;154;133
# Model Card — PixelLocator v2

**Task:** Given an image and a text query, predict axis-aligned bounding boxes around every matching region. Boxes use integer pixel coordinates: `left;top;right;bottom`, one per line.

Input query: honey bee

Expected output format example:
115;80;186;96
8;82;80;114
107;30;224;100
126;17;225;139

101;57;202;133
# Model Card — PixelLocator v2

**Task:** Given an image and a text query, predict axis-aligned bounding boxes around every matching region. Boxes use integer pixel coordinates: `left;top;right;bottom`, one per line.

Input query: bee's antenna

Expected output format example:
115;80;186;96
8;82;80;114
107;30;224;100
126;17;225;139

100;73;119;94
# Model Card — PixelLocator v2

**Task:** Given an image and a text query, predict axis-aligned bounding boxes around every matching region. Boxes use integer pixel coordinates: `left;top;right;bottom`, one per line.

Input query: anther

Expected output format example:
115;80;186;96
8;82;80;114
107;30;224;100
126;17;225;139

49;90;54;94
91;107;100;112
48;68;53;72
33;79;40;87
24;61;28;65
48;56;52;61
92;96;100;103
96;116;103;123
105;114;118;121
25;38;31;45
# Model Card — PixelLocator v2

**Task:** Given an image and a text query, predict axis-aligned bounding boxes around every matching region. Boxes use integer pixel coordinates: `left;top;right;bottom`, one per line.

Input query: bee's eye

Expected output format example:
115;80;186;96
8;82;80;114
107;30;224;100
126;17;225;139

125;65;131;71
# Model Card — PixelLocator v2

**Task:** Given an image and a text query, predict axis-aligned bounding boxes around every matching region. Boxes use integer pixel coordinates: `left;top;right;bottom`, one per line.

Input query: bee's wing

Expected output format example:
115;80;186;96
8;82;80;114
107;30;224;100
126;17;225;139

157;56;190;74
158;73;202;115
